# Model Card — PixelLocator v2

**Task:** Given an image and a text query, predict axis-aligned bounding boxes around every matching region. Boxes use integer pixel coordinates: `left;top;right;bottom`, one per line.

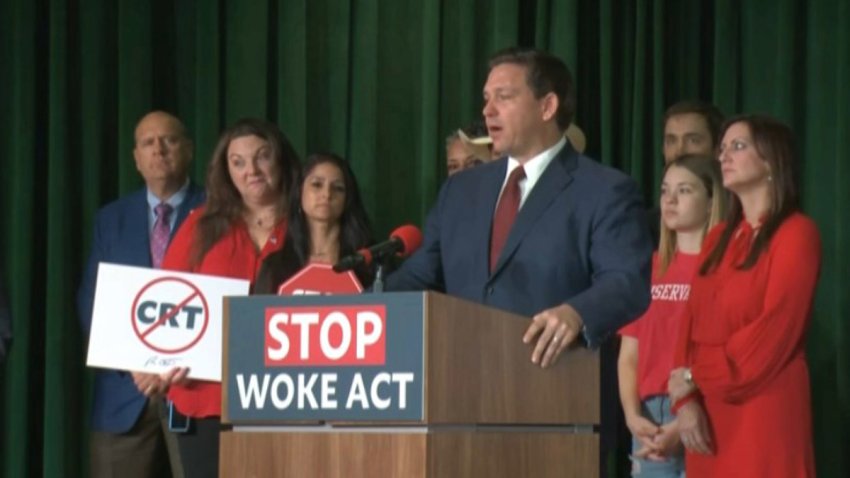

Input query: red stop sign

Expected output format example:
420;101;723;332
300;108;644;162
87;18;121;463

277;263;363;296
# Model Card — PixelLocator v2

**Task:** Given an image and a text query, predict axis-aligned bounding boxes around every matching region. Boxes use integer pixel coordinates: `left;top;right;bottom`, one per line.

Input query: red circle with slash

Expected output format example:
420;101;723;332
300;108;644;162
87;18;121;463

131;276;210;354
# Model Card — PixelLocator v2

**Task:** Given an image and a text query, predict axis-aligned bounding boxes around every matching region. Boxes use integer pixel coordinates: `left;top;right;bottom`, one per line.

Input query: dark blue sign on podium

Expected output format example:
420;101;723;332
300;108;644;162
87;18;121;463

225;292;426;422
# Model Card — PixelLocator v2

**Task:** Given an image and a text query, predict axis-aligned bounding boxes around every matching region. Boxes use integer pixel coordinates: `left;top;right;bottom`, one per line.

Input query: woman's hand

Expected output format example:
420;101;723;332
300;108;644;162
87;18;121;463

668;367;696;402
625;412;661;455
637;419;683;461
676;401;714;455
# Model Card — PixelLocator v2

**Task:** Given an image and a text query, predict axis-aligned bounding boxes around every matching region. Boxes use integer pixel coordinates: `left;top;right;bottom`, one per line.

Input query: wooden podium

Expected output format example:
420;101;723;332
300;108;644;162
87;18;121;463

220;292;599;477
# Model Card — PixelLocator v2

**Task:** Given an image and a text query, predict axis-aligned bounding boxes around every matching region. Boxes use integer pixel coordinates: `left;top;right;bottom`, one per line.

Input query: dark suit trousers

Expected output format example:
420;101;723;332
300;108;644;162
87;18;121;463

90;398;184;478
175;417;221;478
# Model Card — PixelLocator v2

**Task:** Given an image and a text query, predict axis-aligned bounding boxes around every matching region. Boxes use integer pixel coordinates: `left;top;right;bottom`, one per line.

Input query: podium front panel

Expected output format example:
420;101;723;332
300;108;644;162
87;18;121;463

223;292;427;424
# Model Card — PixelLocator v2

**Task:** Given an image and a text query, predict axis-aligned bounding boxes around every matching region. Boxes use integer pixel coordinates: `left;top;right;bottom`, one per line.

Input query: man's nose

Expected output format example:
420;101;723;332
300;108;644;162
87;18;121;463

483;99;495;117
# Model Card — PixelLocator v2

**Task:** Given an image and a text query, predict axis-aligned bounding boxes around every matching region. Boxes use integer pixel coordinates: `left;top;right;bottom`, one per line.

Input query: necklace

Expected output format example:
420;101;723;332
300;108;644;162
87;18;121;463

247;211;276;228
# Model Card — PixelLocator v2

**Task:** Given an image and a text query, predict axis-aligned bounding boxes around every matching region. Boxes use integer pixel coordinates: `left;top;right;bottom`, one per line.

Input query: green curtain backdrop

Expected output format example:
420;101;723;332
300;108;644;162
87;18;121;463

1;0;847;476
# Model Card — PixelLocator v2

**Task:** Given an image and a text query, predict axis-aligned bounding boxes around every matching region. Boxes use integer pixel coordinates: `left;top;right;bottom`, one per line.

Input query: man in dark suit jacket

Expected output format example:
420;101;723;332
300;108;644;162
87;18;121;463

78;111;205;478
387;48;651;355
386;47;652;478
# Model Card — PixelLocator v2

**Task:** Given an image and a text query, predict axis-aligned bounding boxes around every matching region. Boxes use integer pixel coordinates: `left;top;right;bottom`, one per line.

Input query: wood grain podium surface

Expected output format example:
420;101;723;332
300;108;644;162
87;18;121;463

425;293;599;425
220;428;598;477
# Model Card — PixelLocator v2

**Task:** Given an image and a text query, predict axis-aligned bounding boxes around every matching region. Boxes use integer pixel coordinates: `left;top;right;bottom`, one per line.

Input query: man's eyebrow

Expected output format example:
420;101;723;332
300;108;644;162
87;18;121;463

485;85;514;94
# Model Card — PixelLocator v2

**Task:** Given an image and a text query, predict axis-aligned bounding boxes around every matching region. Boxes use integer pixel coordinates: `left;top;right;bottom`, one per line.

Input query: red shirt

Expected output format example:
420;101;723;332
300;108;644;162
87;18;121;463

620;251;699;399
673;213;819;477
162;207;285;418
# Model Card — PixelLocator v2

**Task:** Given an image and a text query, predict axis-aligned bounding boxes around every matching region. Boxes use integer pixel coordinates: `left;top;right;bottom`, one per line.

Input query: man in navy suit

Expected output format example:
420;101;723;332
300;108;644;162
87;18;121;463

387;47;651;477
78;111;205;478
386;47;652;361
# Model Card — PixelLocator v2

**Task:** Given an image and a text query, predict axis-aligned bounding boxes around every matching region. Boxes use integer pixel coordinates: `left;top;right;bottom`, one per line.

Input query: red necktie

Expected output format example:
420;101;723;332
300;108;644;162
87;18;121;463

150;203;173;269
490;166;526;272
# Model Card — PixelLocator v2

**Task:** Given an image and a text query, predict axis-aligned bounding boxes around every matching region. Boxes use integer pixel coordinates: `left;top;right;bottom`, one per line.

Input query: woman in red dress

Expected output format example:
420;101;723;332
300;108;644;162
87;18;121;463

668;115;820;477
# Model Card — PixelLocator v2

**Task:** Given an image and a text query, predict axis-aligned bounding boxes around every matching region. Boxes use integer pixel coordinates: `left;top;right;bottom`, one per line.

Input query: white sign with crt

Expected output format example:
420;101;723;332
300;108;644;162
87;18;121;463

86;263;250;381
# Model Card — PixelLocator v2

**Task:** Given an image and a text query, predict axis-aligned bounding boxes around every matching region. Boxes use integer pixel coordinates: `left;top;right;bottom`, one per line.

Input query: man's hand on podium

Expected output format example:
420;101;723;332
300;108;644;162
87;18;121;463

523;303;584;368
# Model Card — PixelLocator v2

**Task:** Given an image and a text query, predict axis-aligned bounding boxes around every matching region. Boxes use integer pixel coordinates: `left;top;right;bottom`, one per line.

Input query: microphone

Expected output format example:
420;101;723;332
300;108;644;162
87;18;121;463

333;224;422;272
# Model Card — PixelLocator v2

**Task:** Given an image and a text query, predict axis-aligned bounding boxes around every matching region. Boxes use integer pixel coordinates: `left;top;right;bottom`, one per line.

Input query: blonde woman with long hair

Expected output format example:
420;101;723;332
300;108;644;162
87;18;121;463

618;155;726;477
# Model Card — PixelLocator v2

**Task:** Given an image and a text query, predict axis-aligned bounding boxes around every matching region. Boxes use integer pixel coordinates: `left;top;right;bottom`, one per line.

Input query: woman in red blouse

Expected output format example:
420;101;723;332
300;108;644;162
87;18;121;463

160;118;300;478
668;115;820;477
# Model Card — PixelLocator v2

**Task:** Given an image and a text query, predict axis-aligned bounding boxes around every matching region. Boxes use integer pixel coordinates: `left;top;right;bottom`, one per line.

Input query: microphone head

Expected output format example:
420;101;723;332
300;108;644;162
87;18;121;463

390;224;423;257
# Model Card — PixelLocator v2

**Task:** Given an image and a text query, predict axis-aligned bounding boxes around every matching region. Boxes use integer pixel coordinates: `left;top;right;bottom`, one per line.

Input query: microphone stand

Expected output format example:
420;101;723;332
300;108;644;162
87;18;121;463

372;262;385;293
371;251;398;293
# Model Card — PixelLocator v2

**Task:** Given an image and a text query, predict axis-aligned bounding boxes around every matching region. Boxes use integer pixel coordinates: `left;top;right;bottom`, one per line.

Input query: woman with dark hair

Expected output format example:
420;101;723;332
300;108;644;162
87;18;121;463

667;115;820;477
255;153;374;293
160;118;300;477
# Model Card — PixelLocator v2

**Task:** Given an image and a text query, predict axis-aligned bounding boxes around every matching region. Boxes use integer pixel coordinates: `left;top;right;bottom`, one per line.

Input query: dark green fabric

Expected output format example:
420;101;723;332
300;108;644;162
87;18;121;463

1;1;848;476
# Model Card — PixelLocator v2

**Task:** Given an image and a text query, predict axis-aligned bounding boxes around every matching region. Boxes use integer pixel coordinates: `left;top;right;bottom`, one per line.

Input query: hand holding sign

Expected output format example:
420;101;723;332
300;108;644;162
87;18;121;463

132;371;168;397
159;366;191;388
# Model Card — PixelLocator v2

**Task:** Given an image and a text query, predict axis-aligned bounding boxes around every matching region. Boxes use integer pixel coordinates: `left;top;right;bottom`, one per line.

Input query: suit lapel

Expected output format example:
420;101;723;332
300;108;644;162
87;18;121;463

490;145;577;277
128;190;153;266
475;160;509;279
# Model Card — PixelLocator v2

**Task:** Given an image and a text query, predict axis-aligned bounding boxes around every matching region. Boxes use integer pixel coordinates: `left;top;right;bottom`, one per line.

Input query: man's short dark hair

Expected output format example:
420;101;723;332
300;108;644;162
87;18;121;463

663;100;725;147
489;48;575;131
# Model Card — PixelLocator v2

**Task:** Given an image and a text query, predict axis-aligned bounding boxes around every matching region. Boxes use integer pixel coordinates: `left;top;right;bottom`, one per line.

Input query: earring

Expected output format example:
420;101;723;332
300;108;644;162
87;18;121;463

767;175;773;182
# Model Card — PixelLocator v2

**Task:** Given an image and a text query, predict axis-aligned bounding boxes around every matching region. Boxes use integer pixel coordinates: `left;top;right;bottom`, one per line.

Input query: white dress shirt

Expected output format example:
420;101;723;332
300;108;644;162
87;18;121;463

496;137;567;210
